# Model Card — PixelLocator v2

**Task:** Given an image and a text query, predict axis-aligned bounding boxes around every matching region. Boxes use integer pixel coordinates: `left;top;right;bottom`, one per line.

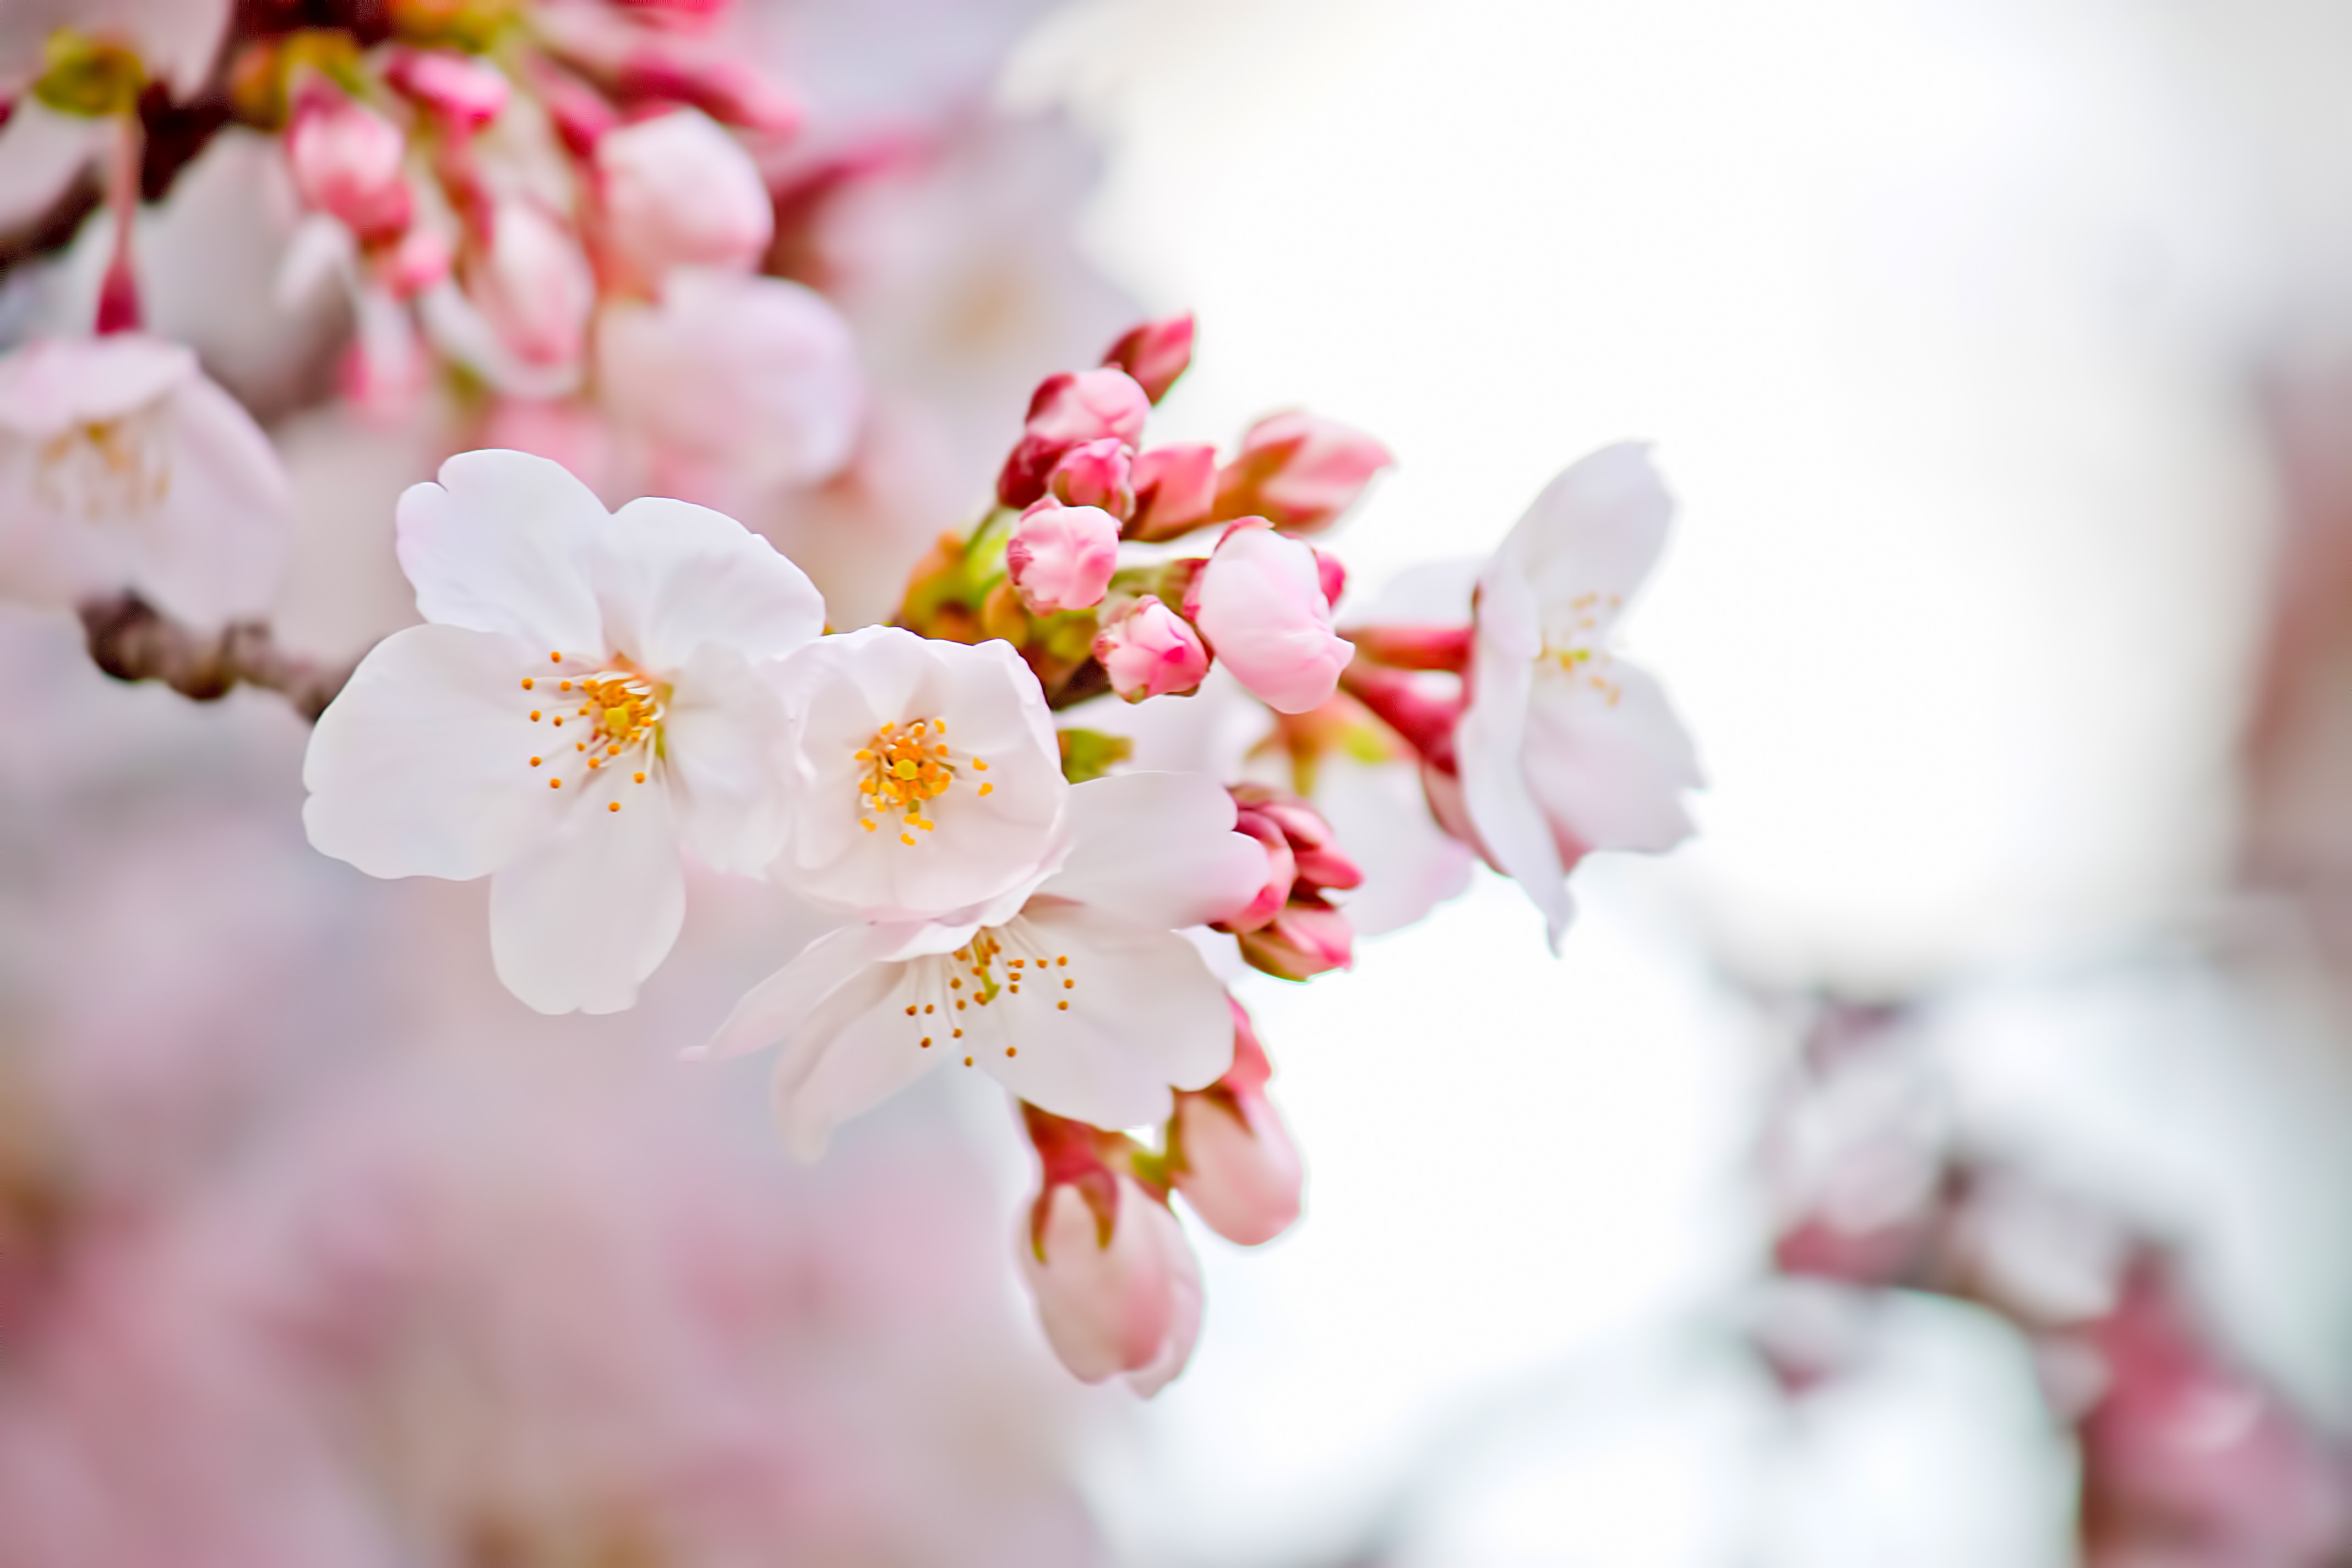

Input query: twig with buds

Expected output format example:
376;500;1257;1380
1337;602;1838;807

77;595;356;723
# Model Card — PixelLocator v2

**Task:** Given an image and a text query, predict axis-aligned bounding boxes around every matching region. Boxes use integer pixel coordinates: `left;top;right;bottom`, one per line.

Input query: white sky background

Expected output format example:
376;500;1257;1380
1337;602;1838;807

994;1;2352;1562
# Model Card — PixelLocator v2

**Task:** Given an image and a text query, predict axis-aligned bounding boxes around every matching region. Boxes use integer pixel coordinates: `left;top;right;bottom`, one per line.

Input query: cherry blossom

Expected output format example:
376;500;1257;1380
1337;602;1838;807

1101;312;1195;405
303;449;824;1015
1458;443;1701;947
766;625;1070;921
996;367;1151;509
592;106;775;290
698;770;1268;1156
286;89;413;244
595;268;865;500
1212;411;1393;535
1188;520;1354;714
0;335;290;626
1018;1117;1204;1396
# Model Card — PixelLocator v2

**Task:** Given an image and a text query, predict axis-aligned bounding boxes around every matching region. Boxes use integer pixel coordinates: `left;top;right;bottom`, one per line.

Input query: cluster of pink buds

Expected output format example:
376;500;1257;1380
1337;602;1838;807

1215;786;1361;979
905;314;1392;722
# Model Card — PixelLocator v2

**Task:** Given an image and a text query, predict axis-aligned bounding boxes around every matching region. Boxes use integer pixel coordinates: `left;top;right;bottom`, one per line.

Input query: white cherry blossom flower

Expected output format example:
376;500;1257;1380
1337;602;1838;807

769;625;1069;921
303;449;824;1015
1458;443;1701;948
698;770;1268;1156
0;335;290;626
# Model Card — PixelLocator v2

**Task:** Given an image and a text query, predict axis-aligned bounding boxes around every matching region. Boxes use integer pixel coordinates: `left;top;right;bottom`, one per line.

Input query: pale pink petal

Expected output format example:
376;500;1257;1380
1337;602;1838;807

1173;1092;1304;1248
694;918;947;1061
0;335;192;431
594;107;772;284
124;373;291;624
1192;522;1353;714
661;641;792;874
590;493;825;672
396;449;607;652
1123;1201;1204;1396
1491;442;1673;644
1035;771;1266;930
1019;1180;1177;1384
303;624;551;880
1461;583;1574;949
1312;750;1474;938
1520;658;1701;854
487;778;685;1014
979;901;1234;1130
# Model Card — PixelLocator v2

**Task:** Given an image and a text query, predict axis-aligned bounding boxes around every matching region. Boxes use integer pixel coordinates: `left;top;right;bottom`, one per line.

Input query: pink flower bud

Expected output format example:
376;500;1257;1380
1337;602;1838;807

613;52;800;137
1188;521;1353;714
1232;785;1362;896
595;107;775;288
1173;1091;1303;1246
1093;595;1209;701
1218;809;1295;934
1214;411;1394;535
996;367;1151;509
1235;900;1354;981
385;50;510;130
1005;500;1121;615
1128;443;1219;542
1102;312;1194;403
1019;1106;1202;1396
287;92;413;244
1314;547;1347;611
375;226;451;298
469;203;596;369
1047;437;1135;518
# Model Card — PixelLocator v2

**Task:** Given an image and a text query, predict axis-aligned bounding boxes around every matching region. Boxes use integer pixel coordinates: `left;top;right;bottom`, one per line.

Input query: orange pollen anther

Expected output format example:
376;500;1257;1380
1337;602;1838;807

853;716;993;847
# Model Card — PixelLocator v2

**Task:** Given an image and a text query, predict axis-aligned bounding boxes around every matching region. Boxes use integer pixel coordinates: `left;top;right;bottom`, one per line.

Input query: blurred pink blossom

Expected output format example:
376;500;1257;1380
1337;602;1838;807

1101;312;1194;404
594;107;775;291
1212;411;1392;535
286;92;413;246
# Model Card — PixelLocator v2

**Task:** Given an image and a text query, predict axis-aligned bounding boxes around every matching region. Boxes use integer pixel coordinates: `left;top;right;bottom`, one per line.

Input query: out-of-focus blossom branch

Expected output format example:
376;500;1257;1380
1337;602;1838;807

77;591;355;720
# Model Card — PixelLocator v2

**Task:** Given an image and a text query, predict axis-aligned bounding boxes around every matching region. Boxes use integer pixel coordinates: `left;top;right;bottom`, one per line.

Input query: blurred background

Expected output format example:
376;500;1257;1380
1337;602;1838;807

7;0;2352;1562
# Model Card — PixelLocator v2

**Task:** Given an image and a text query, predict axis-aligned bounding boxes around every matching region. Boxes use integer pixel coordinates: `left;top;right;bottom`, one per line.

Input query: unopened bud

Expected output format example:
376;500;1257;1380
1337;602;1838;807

1235;899;1353;981
1092;595;1209;702
1188;521;1353;714
1047;437;1135;518
997;367;1151;509
595;107;774;288
1214;411;1393;535
1006;500;1121;615
385;50;510;129
1102;312;1195;403
288;91;413;244
1127;443;1218;542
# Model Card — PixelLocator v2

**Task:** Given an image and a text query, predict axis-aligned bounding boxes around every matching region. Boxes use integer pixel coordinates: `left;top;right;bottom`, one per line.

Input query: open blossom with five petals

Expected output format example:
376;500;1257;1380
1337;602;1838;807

767;627;1070;920
303;449;825;1015
699;770;1268;1156
1458;443;1701;948
0;335;290;625
1186;520;1353;714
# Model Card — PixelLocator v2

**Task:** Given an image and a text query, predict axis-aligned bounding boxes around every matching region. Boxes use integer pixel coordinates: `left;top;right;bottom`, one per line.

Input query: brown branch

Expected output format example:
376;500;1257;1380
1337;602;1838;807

78;593;356;723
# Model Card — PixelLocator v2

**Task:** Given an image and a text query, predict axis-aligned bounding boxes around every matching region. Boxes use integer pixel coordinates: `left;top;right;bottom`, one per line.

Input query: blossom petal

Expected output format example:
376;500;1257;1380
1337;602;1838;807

123;373;292;624
662;642;792;875
1035;771;1267;930
303;624;550;880
1489;442;1673;645
1313;750;1475;938
694;918;949;1061
1460;611;1575;949
488;780;685;1014
1520;658;1701;854
978;901;1235;1130
396;449;605;652
590;494;825;672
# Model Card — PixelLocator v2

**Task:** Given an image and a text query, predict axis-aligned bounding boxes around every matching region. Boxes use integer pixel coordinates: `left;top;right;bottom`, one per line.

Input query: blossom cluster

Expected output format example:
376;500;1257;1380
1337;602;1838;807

0;1;1700;1397
293;314;1701;1391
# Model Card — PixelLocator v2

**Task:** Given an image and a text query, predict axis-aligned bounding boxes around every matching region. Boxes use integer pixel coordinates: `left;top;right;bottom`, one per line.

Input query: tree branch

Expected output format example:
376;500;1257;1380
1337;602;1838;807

78;594;356;723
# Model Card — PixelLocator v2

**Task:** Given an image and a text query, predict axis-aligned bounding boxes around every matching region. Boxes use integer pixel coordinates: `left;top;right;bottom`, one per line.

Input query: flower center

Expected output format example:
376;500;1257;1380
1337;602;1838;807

895;921;1079;1066
519;651;668;808
1542;591;1623;705
854;718;992;847
36;415;170;520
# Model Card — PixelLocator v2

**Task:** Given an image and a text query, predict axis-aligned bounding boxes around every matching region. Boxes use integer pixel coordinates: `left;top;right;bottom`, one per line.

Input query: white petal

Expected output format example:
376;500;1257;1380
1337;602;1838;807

1520;658;1701;854
124;373;291;625
1488;442;1673;643
769;960;942;1159
1035;771;1266;930
663;642;792;875
591;494;826;673
396;449;606;652
1313;750;1474;938
303;625;550;880
488;780;685;1014
778;628;1067;919
696;919;939;1059
0;336;192;432
1460;627;1574;949
977;901;1235;1130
